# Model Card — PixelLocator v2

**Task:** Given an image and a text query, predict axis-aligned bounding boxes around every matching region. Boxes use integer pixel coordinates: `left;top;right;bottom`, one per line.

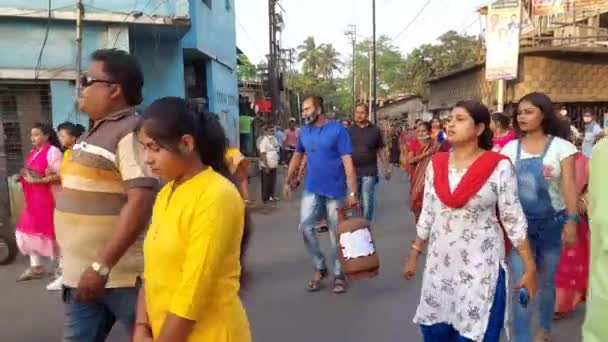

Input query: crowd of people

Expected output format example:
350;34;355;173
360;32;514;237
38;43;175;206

8;47;608;342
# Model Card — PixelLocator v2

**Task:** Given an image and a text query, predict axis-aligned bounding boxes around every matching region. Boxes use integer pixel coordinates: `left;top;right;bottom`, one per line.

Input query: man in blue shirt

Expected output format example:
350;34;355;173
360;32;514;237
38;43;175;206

284;96;358;294
582;111;605;158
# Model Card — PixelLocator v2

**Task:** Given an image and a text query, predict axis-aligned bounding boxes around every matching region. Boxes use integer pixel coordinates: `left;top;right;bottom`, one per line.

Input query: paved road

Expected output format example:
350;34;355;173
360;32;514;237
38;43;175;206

0;169;585;341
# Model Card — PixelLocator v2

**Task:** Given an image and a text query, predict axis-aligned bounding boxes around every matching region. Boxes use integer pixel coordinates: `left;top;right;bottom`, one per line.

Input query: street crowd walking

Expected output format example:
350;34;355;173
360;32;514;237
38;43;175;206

8;48;608;342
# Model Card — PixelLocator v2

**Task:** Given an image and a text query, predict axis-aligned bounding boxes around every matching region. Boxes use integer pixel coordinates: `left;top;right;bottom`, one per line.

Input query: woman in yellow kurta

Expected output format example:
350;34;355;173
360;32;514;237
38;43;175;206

225;146;251;202
134;97;251;342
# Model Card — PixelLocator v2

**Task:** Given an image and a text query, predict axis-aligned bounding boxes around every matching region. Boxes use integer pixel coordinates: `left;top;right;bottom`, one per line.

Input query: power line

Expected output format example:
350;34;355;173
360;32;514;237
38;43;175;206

391;0;433;42
34;0;52;79
237;18;263;53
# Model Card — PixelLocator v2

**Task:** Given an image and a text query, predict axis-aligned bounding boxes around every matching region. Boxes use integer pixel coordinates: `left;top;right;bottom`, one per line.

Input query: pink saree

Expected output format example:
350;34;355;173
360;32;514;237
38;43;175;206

15;143;58;258
554;152;590;314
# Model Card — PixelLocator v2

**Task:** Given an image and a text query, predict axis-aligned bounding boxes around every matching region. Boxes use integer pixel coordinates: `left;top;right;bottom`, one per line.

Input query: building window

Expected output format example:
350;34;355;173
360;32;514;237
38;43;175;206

0;83;52;175
203;0;212;9
225;0;231;11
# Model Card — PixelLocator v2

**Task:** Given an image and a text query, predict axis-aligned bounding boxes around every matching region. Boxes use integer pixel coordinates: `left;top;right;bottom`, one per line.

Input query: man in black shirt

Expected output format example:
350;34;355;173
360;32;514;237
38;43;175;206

347;104;390;221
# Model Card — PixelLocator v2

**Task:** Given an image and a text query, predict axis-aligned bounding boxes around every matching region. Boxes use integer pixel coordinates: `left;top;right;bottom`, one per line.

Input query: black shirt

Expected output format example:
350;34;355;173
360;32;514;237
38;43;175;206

347;123;385;177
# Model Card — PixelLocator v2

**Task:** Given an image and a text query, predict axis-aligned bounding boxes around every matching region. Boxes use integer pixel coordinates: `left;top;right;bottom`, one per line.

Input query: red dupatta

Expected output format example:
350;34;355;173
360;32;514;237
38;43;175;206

432;151;508;209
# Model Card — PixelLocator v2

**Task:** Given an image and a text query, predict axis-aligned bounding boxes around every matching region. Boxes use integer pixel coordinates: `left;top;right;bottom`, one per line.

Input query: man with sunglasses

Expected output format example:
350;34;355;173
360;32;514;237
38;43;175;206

54;49;158;341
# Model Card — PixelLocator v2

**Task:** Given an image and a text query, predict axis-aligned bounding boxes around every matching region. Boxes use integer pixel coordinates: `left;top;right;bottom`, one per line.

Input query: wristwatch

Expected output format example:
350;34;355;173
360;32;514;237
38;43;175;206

91;261;110;277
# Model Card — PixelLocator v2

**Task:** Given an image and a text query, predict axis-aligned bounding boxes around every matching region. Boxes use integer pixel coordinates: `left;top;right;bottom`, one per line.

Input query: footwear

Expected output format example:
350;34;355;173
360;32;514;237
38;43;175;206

307;269;328;292
46;275;63;291
534;330;552;342
17;267;45;282
332;277;347;294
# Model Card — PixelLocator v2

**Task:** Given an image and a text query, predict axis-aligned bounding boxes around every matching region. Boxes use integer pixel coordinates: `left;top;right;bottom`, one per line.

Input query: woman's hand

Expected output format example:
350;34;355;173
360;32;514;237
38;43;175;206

402;253;418;280
515;269;538;302
23;172;38;184
562;220;578;247
577;195;588;216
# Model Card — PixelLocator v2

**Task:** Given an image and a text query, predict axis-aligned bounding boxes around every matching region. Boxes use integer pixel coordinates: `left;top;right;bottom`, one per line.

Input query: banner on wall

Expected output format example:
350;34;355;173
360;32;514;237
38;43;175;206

486;0;522;80
533;0;608;15
532;0;568;16
573;0;608;11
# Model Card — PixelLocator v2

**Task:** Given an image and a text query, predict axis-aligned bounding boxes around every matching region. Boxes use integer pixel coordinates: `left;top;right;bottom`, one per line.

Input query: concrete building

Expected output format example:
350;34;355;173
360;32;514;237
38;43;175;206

0;0;240;175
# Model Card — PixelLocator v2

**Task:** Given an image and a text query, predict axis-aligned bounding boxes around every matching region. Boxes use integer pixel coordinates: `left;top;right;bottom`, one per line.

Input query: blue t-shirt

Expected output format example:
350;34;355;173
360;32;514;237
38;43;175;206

297;121;352;198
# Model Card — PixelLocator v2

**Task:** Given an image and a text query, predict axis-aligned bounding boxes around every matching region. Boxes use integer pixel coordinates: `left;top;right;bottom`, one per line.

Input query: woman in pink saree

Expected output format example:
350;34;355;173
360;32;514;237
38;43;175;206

15;123;62;281
554;151;590;318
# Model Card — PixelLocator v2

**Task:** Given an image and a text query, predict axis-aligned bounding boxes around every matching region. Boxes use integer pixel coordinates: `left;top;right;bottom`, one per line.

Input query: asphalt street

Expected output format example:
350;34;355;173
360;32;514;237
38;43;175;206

0;169;585;341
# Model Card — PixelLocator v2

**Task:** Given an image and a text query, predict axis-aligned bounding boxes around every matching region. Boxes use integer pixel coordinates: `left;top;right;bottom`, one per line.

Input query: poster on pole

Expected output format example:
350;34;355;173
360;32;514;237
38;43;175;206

486;0;522;81
532;0;568;16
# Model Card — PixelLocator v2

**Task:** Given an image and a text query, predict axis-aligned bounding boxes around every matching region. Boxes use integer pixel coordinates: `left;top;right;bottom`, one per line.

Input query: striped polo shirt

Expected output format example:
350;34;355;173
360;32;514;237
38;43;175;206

55;108;158;288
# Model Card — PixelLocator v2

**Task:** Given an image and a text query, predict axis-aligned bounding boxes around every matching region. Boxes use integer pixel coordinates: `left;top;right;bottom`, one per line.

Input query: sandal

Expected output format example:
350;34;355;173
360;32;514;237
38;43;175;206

307;269;328;292
332;277;347;294
17;267;45;282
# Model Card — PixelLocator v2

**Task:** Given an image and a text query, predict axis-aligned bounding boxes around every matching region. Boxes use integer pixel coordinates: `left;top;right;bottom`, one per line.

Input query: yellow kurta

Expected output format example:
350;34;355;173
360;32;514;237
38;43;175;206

143;168;251;342
225;147;250;175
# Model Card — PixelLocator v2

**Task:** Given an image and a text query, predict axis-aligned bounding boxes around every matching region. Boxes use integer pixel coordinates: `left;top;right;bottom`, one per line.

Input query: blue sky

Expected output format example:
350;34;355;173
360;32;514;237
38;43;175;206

236;0;490;64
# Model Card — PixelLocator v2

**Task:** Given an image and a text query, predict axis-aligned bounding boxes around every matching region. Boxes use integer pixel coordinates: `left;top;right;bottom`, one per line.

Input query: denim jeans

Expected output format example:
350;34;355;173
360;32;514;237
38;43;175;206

509;213;564;341
62;283;140;342
300;191;343;277
356;176;378;221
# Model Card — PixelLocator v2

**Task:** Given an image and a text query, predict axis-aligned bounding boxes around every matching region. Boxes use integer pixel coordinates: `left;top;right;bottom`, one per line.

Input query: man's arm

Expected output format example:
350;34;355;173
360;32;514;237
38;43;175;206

341;155;358;195
97;187;156;267
286;152;303;184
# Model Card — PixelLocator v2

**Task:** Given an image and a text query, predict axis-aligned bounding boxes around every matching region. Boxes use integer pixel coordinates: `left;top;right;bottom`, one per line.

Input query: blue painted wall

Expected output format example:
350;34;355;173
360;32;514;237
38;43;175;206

0;19;107;70
0;0;189;17
0;0;239;142
184;0;237;68
130;36;185;107
184;0;239;144
206;61;239;144
49;80;87;126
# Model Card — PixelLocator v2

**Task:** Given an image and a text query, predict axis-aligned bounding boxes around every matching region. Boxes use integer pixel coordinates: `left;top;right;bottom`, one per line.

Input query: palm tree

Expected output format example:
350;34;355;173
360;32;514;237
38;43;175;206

297;36;322;76
318;43;342;80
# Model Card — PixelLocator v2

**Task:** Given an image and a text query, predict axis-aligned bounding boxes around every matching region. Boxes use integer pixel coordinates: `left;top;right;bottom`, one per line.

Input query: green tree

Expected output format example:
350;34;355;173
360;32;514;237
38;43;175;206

318;43;342;80
297;36;322;76
237;54;257;81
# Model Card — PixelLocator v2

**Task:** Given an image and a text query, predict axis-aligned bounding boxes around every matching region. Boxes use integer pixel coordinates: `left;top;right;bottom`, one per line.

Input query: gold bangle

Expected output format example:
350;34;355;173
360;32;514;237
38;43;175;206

411;244;423;254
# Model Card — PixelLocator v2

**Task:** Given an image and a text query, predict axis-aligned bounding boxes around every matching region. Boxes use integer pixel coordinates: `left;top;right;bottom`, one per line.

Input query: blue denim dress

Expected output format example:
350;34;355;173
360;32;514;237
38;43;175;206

510;136;566;341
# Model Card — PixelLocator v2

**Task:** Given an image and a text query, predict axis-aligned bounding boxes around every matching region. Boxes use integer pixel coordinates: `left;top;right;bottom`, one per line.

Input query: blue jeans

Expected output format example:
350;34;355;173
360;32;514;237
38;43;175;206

421;268;506;342
356;176;378;221
62;283;139;342
300;191;343;277
509;213;564;341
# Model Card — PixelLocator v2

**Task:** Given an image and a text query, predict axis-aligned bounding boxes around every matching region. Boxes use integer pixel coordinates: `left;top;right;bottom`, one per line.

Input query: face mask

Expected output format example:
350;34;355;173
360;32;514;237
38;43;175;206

303;111;318;125
583;117;593;124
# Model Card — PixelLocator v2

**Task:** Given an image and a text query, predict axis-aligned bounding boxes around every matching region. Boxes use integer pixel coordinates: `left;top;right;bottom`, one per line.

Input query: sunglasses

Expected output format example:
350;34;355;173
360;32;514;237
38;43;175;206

79;74;118;88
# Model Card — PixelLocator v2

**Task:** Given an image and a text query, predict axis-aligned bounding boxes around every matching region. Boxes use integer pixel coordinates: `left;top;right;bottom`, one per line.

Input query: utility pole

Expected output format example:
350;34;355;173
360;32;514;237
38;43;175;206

75;0;83;104
268;0;281;124
344;24;357;116
372;0;377;124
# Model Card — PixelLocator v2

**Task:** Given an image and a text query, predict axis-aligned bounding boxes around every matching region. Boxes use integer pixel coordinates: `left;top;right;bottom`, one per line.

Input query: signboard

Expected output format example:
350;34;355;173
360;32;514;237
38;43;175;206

533;0;608;15
573;0;608;11
486;0;522;80
533;0;568;16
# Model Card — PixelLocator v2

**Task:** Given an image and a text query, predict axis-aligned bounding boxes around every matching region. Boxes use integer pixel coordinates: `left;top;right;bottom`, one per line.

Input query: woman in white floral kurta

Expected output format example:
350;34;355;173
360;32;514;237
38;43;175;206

404;101;538;342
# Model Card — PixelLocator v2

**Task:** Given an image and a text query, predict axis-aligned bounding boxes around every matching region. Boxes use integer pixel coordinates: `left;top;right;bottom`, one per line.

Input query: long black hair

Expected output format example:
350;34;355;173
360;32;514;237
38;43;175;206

139;97;251;287
453;101;493;150
514;92;571;140
32;122;60;148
